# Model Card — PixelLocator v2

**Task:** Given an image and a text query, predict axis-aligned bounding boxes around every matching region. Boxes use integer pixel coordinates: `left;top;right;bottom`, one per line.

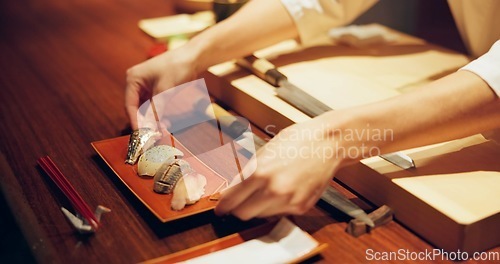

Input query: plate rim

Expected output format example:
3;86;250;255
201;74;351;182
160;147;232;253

91;135;228;222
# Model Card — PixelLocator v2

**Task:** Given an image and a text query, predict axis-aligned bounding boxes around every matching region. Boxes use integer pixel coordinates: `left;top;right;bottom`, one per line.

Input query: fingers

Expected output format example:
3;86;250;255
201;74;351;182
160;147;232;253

125;70;142;130
125;65;157;130
215;176;320;220
294;183;327;215
229;189;276;220
125;104;139;130
214;177;260;217
218;187;311;220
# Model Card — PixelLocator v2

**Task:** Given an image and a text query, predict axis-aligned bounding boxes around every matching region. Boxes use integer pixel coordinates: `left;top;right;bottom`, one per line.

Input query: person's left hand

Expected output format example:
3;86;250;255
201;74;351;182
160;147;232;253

125;45;199;129
214;111;347;220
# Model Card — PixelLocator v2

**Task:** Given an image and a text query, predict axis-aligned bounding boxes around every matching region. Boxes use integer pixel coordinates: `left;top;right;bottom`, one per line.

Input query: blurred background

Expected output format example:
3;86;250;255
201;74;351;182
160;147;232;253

352;0;467;54
173;0;467;54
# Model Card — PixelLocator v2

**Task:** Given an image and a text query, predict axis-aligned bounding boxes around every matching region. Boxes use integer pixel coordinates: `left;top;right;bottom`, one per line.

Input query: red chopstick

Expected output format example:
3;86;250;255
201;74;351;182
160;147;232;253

37;156;99;230
37;156;99;229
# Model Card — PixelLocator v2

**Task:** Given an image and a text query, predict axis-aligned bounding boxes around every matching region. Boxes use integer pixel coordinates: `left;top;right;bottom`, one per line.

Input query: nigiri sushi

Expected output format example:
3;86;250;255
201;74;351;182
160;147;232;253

137;145;183;177
153;159;192;194
171;172;207;211
153;158;207;210
125;128;161;165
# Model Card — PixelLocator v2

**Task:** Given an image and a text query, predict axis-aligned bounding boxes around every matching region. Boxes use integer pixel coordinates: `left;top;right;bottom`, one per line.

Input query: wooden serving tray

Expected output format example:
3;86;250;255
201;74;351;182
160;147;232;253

92;135;227;222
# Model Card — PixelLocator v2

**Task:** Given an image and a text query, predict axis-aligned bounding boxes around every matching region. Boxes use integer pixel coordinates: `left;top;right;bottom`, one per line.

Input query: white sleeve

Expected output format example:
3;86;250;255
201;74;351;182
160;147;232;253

460;40;500;97
281;0;378;47
461;40;500;144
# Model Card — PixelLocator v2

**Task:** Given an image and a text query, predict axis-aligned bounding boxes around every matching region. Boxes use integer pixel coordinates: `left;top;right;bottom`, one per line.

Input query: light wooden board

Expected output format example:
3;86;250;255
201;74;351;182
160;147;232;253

205;24;499;253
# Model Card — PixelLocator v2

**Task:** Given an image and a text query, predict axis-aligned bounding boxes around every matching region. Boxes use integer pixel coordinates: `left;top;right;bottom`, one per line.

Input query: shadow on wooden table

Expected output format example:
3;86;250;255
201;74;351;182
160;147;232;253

0;190;36;263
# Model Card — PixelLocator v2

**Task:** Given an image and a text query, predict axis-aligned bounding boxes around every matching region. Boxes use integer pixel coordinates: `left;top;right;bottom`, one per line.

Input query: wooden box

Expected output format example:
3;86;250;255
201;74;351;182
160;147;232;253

204;25;500;253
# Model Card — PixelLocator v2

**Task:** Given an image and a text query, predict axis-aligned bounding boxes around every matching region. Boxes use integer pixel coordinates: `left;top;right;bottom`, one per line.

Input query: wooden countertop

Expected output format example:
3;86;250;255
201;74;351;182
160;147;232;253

0;0;497;263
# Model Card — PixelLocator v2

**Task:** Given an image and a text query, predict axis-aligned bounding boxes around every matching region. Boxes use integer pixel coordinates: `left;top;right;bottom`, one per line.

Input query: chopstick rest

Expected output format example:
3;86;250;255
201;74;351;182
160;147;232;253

346;205;393;237
37;156;110;234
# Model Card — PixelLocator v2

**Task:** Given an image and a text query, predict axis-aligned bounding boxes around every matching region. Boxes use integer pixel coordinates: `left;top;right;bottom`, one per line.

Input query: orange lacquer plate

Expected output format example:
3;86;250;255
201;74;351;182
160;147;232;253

92;135;228;222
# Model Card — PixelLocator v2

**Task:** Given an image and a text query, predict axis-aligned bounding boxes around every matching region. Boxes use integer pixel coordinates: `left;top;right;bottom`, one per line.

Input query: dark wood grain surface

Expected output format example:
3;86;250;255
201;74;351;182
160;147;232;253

0;0;498;263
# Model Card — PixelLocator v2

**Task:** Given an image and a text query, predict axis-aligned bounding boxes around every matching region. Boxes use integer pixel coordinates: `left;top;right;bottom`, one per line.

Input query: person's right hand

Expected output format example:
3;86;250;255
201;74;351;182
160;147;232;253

214;111;350;220
125;46;199;129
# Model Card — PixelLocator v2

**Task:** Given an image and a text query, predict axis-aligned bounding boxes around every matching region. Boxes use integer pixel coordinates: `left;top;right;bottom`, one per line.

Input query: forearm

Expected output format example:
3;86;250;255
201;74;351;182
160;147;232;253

185;0;298;73
330;70;500;163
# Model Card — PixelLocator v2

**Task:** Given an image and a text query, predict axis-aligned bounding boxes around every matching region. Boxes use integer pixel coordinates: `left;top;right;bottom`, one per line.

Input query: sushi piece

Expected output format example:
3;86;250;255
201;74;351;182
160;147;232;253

171;172;207;211
125;128;162;165
153;159;192;194
137;145;183;177
153;157;207;210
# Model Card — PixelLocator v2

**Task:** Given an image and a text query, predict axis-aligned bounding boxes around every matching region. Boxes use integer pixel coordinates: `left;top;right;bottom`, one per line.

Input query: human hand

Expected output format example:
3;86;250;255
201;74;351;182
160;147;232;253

215;112;347;220
125;46;199;129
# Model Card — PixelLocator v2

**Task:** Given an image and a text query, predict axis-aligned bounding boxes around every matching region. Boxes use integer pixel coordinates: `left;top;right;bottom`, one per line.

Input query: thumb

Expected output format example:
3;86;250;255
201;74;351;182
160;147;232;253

125;81;141;130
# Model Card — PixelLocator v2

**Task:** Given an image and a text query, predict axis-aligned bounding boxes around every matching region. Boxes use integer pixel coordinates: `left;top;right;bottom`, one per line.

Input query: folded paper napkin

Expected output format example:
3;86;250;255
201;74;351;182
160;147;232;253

180;218;319;264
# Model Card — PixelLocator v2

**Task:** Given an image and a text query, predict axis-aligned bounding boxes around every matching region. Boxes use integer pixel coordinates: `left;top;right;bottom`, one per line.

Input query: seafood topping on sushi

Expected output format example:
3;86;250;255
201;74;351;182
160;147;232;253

153;159;193;194
171;172;207;211
124;132;208;211
137;145;184;177
125;128;161;165
153;158;208;210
